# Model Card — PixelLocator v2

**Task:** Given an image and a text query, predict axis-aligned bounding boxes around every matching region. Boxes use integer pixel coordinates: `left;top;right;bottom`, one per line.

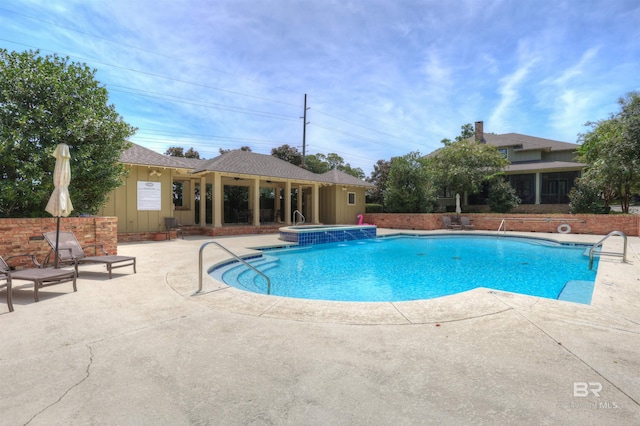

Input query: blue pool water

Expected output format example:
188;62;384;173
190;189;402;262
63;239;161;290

215;235;598;303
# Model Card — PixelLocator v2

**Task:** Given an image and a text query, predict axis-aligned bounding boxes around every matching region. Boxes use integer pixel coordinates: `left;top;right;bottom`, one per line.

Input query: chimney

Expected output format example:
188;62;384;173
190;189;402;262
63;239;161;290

474;121;485;144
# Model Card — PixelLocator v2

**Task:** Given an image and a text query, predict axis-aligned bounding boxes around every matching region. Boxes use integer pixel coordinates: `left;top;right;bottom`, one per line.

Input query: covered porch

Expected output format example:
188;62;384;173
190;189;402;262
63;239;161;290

188;171;323;228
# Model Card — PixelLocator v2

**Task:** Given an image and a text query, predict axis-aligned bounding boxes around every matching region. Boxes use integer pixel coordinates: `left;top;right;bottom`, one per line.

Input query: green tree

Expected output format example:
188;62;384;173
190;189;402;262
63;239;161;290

366;159;391;205
301;152;364;178
184;147;201;159
165;146;185;157
578;91;640;213
325;153;343;170
165;146;201;159
303;153;329;174
440;123;475;145
426;125;508;201
339;163;365;179
0;49;136;217
271;144;303;166
568;178;608;214
487;179;521;213
384;152;437;213
219;146;252;154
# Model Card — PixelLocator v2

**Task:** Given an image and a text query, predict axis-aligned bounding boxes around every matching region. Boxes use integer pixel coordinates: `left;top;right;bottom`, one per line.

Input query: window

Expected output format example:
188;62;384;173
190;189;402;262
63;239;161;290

438;186;453;199
468;182;490;205
173;180;190;210
348;192;356;205
498;148;508;158
541;171;580;204
508;174;536;204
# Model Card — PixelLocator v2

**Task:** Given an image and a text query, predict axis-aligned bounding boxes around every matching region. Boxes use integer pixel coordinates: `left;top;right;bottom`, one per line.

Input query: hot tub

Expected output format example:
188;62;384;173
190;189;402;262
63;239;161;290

279;224;377;245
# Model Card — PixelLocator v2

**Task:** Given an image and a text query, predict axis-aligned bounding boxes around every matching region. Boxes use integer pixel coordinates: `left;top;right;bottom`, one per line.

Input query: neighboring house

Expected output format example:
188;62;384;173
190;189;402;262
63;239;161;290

440;121;585;210
99;143;373;236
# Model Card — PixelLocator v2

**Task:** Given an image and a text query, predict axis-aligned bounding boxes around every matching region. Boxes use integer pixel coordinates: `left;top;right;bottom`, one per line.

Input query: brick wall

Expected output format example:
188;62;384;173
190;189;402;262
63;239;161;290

116;224;281;242
467;204;572;214
363;213;640;236
0;217;118;268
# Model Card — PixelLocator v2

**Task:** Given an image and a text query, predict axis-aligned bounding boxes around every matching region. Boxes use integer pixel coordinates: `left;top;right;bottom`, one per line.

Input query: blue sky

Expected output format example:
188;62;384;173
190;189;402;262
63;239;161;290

1;0;639;175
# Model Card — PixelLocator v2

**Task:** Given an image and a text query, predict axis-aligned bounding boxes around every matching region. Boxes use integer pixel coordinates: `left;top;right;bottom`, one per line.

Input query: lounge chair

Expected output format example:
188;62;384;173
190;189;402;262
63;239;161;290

460;216;475;230
442;216;462;230
1;255;76;311
43;231;136;279
0;263;11;312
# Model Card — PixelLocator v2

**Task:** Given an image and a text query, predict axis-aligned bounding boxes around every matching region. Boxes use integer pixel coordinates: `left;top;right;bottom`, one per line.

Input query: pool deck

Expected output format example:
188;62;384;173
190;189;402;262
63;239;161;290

1;229;639;424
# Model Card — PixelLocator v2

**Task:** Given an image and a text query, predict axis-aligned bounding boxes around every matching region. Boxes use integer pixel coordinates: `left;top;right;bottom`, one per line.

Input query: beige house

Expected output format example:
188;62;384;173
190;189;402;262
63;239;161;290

438;121;585;210
475;121;585;205
100;143;373;236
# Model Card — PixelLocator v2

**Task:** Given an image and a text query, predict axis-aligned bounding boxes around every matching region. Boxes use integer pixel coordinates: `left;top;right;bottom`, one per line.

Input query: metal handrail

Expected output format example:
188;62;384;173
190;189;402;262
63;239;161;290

293;209;305;225
497;219;506;236
198;241;271;294
589;230;627;270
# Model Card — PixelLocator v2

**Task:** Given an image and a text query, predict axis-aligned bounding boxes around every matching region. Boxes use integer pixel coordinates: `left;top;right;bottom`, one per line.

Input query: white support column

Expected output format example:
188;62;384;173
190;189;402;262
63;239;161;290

284;181;292;225
213;173;222;228
535;172;542;205
312;183;319;224
252;178;260;226
274;184;281;222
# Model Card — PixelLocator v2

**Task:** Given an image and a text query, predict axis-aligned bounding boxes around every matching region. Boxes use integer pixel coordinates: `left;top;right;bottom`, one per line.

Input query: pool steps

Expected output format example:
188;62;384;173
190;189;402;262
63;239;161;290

223;256;278;294
558;280;595;304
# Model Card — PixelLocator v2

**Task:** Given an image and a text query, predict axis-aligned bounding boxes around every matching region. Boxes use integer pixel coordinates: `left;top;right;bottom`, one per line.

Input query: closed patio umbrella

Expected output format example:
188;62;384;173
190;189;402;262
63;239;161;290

455;193;461;215
45;143;73;268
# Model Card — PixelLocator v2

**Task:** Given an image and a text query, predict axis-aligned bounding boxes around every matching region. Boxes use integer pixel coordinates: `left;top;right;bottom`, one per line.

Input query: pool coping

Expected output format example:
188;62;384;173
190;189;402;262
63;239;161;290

167;229;640;325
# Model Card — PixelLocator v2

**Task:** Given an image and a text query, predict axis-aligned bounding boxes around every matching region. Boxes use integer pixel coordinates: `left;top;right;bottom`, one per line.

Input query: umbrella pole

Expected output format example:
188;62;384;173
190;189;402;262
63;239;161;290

54;216;60;269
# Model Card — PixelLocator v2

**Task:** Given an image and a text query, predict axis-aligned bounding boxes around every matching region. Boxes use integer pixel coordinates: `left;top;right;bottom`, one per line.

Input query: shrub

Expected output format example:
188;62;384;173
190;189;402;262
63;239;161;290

488;180;521;213
569;180;608;214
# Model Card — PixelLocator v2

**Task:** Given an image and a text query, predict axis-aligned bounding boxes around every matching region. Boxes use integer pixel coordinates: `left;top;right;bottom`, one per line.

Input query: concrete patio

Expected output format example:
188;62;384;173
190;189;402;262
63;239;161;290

1;230;639;424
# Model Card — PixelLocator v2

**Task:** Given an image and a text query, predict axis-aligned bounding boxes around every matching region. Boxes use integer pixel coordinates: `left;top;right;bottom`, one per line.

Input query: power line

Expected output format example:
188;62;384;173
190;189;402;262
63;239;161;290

309;123;396;147
0;38;301;109
311;107;407;142
108;85;299;122
0;9;423;171
0;7;301;98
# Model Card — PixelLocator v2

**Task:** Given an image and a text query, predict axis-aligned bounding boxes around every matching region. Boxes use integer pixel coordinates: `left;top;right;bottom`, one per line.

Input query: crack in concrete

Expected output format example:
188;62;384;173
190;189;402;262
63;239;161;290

24;344;94;426
489;292;640;409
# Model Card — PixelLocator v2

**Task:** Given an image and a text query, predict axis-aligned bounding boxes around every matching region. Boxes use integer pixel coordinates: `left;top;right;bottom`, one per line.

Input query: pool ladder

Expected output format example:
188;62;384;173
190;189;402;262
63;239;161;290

294;209;305;225
198;241;271;294
497;219;507;236
588;230;627;270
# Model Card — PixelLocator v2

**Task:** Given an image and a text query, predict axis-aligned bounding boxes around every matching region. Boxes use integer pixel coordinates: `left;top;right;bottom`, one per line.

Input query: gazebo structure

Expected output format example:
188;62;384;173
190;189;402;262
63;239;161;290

99;143;373;238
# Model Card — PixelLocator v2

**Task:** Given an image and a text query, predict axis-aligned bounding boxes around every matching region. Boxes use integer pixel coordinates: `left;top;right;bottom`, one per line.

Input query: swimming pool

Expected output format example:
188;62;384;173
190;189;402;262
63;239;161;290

214;235;599;303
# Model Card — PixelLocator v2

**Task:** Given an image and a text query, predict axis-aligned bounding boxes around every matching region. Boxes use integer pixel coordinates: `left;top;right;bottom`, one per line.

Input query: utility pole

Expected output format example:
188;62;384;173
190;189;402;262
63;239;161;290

301;93;309;166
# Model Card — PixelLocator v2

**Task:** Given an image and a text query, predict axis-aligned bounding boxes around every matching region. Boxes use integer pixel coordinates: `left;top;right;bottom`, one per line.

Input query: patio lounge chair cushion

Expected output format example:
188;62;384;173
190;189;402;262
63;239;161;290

460;216;475;230
1;255;77;311
43;231;136;279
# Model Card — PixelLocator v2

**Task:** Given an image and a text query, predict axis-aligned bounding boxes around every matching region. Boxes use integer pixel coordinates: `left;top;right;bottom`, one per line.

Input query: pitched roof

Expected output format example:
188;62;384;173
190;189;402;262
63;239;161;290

506;161;586;172
120;144;372;185
320;168;374;187
120;143;204;169
193;150;325;181
483;133;578;152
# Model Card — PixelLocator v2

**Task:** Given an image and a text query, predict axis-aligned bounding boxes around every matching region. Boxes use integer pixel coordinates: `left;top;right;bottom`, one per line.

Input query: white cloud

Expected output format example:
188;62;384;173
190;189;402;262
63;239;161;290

1;0;638;172
489;55;539;132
